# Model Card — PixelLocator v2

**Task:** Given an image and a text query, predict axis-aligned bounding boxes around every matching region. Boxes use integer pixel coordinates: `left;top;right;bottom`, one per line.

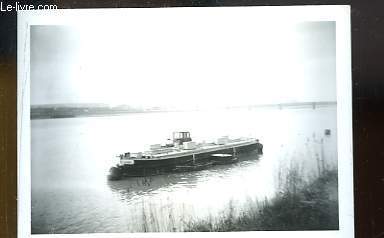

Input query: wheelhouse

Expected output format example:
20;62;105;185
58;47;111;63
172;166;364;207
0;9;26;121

173;131;192;145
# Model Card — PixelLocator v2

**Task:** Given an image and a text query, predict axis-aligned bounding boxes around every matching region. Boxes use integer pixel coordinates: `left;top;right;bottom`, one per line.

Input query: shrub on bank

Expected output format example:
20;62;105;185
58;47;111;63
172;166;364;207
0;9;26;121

186;168;338;231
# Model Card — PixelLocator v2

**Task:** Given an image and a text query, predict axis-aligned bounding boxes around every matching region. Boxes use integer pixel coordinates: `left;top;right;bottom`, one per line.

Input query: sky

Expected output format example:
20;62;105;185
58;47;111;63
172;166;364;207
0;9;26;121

30;10;336;108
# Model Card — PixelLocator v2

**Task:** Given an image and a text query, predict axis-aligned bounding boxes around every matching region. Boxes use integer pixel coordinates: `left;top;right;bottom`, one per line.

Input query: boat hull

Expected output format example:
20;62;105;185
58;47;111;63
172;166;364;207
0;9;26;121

108;141;262;179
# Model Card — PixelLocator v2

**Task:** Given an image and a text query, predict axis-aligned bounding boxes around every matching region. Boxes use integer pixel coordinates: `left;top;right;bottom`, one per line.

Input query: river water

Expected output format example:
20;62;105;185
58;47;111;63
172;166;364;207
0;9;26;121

31;106;337;234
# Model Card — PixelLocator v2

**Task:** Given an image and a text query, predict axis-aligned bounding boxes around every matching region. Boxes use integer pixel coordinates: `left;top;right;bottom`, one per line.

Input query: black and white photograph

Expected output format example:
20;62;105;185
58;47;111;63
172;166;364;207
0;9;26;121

18;6;353;237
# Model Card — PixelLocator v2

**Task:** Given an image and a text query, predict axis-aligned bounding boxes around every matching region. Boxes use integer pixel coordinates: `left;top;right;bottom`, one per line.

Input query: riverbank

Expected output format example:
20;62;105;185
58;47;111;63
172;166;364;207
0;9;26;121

186;168;338;231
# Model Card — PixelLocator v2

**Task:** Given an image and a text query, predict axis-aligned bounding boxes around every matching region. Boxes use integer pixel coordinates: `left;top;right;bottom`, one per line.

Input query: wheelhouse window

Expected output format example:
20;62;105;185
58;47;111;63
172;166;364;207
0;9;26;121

173;132;190;139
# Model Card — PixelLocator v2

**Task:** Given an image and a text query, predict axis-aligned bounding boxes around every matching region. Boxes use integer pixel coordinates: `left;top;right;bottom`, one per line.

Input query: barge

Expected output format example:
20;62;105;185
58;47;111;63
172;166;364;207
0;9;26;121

108;132;263;180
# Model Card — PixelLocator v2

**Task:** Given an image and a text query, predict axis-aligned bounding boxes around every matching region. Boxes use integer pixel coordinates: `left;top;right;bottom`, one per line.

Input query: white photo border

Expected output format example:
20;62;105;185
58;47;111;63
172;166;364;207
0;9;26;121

17;5;353;238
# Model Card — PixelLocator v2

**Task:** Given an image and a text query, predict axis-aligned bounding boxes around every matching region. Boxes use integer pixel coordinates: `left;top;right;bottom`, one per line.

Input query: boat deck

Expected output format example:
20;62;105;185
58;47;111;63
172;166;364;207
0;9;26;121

131;138;257;161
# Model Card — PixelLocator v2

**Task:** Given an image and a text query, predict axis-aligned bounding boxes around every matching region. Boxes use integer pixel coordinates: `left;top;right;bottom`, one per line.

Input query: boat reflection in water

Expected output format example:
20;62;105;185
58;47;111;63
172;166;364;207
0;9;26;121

105;151;262;232
107;151;262;195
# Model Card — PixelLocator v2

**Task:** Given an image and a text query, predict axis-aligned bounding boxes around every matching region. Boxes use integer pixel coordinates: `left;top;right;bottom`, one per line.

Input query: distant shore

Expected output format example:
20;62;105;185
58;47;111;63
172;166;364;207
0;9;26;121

30;101;336;120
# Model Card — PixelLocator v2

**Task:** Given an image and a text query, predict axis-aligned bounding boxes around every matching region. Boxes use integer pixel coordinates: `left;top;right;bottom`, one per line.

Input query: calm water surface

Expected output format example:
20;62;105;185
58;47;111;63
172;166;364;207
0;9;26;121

31;106;337;233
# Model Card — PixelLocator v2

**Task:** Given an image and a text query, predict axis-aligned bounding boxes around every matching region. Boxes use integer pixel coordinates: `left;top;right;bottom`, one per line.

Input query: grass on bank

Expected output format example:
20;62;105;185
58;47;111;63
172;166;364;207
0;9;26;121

185;167;338;231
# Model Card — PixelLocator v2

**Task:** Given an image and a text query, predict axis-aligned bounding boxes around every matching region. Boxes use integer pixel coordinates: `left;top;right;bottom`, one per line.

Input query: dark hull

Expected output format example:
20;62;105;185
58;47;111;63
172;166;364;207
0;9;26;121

173;161;214;173
108;142;262;179
212;156;238;165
